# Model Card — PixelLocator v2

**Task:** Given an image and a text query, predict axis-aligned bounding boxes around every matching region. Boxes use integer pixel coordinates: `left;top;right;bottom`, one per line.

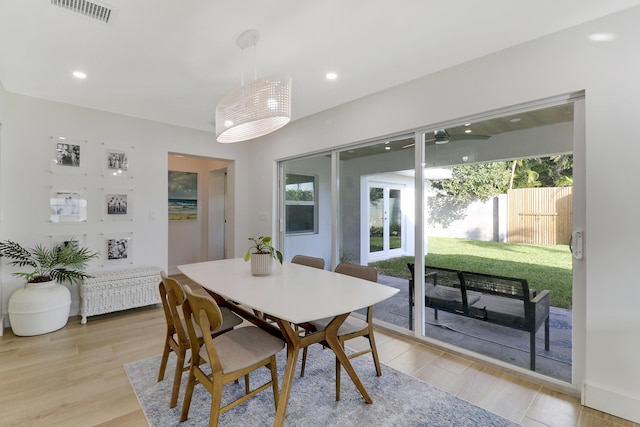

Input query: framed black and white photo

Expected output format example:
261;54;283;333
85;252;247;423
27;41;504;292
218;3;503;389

49;188;87;222
104;148;131;177
48;234;87;252
50;137;88;174
101;233;133;265
101;189;132;221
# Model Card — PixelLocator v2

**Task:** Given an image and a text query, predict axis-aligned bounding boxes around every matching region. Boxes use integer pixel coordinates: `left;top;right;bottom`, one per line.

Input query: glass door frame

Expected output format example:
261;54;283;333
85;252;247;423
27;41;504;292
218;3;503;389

366;180;406;262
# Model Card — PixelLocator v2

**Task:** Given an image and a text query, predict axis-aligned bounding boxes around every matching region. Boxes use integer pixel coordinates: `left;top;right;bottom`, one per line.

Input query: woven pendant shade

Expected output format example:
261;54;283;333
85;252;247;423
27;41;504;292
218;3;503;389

216;75;291;143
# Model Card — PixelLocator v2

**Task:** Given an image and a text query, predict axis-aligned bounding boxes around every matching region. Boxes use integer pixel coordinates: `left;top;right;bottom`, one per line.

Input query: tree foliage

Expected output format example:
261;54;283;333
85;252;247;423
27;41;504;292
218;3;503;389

430;155;573;201
509;155;573;188
430;162;511;202
285;188;314;201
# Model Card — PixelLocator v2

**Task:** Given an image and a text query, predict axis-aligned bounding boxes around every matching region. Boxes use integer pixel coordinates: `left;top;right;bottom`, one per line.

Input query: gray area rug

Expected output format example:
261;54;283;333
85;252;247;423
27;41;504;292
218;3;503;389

125;344;519;426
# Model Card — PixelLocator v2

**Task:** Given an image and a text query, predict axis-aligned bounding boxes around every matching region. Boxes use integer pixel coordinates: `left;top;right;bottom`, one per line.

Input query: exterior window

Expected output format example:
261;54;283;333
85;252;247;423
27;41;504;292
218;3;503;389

285;174;317;234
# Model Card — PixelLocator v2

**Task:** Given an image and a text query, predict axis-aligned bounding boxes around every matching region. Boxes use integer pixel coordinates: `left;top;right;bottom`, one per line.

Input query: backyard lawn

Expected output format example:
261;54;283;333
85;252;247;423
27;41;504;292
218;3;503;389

369;236;573;309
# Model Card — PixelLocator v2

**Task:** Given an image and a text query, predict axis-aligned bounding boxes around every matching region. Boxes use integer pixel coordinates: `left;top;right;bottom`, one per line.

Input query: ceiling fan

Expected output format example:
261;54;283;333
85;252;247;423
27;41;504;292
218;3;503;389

402;129;491;148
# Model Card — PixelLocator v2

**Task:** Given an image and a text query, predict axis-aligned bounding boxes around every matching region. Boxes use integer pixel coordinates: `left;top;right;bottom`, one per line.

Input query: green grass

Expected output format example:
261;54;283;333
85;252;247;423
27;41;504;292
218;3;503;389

369;236;573;309
369;236;402;252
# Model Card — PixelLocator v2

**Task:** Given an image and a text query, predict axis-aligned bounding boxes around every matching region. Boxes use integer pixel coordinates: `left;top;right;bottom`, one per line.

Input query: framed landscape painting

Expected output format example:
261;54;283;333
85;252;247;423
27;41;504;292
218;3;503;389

168;171;198;221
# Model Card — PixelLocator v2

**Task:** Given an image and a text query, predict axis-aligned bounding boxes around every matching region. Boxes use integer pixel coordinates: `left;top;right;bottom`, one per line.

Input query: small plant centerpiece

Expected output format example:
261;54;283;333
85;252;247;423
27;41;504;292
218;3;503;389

243;236;283;276
0;239;99;336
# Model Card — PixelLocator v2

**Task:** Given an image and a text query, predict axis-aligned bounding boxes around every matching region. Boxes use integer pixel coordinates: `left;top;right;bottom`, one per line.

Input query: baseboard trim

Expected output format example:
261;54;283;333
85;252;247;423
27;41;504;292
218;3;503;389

583;381;640;423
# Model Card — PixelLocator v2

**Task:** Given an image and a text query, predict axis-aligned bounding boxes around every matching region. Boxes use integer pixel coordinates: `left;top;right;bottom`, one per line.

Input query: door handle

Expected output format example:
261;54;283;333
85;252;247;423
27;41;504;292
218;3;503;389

570;231;583;260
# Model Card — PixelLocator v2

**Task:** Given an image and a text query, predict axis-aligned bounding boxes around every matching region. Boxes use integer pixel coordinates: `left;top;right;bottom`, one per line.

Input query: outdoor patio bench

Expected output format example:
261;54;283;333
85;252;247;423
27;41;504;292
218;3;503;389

407;264;550;370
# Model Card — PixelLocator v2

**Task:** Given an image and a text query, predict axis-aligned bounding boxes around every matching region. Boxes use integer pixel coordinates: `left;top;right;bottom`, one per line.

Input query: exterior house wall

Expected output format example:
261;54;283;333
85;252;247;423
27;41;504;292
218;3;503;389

427;195;504;242
283;155;332;267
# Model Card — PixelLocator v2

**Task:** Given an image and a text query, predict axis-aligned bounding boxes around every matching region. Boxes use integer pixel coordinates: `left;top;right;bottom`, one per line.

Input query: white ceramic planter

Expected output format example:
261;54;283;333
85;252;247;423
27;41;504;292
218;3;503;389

8;280;71;336
250;253;273;276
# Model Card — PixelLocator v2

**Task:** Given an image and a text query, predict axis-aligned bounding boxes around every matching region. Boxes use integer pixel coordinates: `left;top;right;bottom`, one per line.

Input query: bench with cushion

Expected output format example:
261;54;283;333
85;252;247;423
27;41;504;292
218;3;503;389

407;264;550;370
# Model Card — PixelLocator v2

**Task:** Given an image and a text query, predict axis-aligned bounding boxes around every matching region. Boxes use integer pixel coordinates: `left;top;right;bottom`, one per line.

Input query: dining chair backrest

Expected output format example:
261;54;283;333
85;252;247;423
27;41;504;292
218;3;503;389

159;272;189;346
291;254;325;270
183;284;223;337
182;285;224;371
334;262;378;283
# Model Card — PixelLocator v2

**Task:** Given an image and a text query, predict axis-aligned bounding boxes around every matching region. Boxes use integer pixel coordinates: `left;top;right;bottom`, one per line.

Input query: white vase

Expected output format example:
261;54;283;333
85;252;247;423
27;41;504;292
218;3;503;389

8;280;71;336
250;253;273;276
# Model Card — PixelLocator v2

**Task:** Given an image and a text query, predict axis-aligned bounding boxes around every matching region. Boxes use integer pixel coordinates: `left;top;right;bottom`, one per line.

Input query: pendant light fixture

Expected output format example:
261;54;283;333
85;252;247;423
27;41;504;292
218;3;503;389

215;29;292;143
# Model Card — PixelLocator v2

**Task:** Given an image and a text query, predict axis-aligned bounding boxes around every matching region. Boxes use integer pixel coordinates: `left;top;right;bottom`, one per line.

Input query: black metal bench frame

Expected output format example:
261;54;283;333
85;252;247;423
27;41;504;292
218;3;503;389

407;264;550;371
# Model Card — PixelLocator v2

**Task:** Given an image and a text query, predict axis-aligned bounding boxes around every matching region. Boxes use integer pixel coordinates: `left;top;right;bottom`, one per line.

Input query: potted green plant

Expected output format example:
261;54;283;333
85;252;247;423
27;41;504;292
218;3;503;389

243;236;283;276
0;239;99;336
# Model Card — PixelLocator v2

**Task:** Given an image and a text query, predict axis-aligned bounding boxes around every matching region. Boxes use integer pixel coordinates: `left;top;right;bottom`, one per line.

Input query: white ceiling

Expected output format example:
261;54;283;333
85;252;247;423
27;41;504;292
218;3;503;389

1;0;639;133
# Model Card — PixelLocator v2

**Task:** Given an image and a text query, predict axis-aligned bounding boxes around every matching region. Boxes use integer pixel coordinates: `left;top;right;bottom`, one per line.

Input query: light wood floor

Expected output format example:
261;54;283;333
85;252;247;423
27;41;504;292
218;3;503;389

0;303;637;427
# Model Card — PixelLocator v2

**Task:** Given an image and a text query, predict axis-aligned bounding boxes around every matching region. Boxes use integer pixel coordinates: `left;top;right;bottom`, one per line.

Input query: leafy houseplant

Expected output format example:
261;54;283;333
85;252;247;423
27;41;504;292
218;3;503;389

0;240;99;284
0;239;99;336
243;236;283;264
243;236;282;276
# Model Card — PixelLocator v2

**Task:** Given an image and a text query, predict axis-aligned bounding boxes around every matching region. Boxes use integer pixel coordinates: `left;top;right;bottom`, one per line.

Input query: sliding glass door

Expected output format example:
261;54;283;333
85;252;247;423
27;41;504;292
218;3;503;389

278;96;584;385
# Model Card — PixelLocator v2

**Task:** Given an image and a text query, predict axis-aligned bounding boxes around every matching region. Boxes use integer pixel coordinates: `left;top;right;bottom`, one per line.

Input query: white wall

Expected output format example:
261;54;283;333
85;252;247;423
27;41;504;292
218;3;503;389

0;93;250;321
246;7;640;423
0;81;5;332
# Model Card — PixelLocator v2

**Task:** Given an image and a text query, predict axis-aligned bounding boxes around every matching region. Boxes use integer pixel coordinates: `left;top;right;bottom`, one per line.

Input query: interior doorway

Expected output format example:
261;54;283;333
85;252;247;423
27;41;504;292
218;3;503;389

167;154;229;274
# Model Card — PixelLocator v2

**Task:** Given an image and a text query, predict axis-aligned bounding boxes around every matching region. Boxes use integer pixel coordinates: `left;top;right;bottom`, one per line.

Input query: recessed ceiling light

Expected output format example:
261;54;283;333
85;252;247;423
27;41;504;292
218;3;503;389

58;136;66;140
588;33;616;42
510;117;521;123
464;123;471;127
72;71;87;79
385;146;391;150
326;72;337;80
465;129;472;134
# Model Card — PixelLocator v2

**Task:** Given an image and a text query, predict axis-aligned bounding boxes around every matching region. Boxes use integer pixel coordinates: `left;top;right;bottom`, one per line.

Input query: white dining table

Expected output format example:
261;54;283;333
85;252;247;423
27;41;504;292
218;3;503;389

178;257;399;427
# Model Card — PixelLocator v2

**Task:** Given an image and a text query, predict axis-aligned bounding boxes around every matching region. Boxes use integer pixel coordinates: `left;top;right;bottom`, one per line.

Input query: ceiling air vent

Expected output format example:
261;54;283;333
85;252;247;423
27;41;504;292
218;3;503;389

51;0;113;24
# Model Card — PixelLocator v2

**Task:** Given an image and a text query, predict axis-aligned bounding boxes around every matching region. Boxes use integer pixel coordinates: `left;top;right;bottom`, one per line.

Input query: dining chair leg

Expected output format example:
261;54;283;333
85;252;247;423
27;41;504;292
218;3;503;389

269;356;280;409
170;351;186;408
300;345;308;377
157;338;171;382
209;378;223;427
180;368;197;422
336;354;341;401
244;374;251;394
368;331;382;377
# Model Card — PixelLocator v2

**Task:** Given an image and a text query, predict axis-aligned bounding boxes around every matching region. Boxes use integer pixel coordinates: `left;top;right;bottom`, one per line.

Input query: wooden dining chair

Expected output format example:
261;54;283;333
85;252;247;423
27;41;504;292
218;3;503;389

180;285;285;426
291;254;325;270
157;273;243;408
299;262;382;401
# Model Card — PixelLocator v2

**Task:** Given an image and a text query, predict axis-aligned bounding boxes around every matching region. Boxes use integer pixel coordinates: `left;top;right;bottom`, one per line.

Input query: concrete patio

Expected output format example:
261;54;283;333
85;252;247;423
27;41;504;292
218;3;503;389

358;275;572;382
